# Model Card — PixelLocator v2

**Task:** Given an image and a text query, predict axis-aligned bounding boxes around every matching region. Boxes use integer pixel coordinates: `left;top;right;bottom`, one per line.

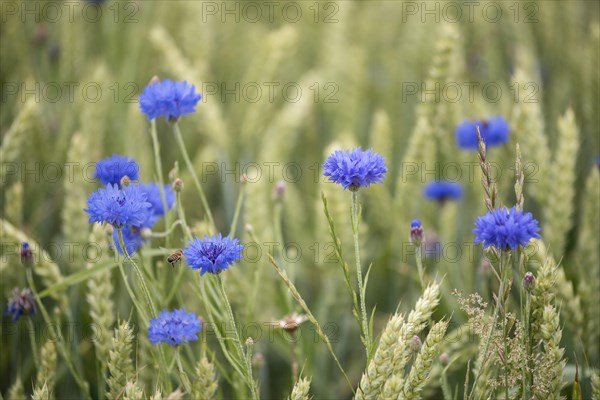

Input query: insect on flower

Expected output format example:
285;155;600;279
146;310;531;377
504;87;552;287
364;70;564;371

167;249;183;268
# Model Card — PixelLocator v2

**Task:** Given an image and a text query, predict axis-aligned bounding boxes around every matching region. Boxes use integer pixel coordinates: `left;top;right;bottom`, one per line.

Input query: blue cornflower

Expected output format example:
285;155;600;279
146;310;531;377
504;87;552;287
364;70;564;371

424;181;463;202
148;309;202;346
323;147;387;190
94;155;140;186
139;183;175;222
85;184;151;227
455;116;510;150
473;206;541;250
183;234;244;275
139;80;202;120
5;288;36;322
108;183;175;255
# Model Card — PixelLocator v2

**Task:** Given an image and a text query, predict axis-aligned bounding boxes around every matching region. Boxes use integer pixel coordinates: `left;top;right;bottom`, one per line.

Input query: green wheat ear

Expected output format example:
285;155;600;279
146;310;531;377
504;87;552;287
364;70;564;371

61;132;93;270
190;357;219;400
400;320;449;400
381;283;441;398
35;340;57;398
0;97;38;186
288;376;311;400
31;383;49;400
4;181;23;226
543;108;579;257
106;322;135;400
538;305;566;399
356;313;404;400
86;223;114;365
592;371;600;400
7;376;26;400
79;64;111;154
509;65;551;205
121;381;144;400
577;167;600;359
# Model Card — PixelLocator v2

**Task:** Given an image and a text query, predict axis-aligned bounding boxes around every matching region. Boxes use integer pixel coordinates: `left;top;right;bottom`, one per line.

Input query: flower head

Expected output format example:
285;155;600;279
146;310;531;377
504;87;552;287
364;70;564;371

323;147;387;190
148;309;202;346
424;181;463;202
139;182;175;223
473;206;541;250
21;242;33;266
85;184;151;227
410;219;423;246
139;80;202;120
455;116;510;150
183;234;243;275
94;155;140;186
5;288;36;321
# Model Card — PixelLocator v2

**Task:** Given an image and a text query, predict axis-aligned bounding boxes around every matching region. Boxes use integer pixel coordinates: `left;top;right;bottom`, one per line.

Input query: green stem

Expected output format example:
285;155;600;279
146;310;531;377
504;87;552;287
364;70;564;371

150;220;182;238
149;118;173;248
165;194;192;304
175;348;192;393
172;122;215;230
229;184;245;238
216;275;259;400
26;318;39;365
351;190;371;360
117;228;158;318
415;245;426;291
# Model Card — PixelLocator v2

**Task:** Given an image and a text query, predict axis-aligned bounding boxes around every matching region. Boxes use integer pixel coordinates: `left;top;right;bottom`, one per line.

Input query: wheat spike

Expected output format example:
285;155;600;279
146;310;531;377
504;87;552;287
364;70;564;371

86;223;114;364
34;341;57;398
106;322;135;400
543;108;579;257
190;357;219;400
288;377;311;400
356;314;404;399
399;320;449;400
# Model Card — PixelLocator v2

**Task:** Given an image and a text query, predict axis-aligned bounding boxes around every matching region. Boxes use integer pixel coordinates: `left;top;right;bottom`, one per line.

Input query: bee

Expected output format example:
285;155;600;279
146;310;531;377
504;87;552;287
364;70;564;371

167;250;183;268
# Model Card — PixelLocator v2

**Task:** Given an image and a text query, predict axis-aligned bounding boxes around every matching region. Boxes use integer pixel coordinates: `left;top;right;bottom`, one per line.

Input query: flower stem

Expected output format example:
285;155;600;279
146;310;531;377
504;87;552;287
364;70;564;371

172;122;215;230
175;348;192;393
351;190;371;361
117;228;158;318
415;244;426;290
229;183;245;238
26;318;39;365
149;118;172;248
216;274;259;400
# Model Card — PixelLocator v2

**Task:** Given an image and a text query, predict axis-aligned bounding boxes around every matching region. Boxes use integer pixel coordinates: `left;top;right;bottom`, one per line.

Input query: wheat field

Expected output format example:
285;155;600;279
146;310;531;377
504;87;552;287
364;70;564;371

0;1;599;399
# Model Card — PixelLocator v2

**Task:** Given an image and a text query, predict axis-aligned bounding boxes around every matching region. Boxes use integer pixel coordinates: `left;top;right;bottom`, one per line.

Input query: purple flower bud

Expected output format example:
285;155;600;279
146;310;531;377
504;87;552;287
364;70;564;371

523;272;536;292
20;243;33;266
410;219;423;247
